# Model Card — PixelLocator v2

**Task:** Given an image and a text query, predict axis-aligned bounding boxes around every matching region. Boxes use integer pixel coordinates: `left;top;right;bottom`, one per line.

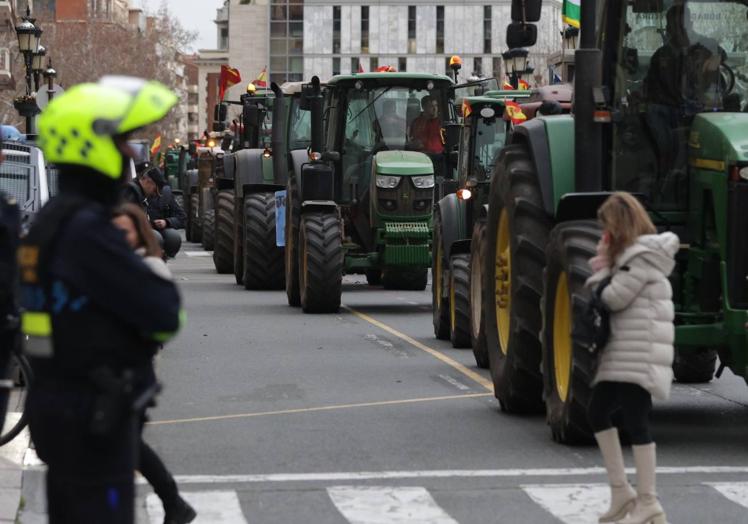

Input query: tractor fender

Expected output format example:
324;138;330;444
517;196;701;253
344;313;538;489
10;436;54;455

436;193;468;261
511;115;576;217
233;149;278;197
300;200;338;215
289;149;309;185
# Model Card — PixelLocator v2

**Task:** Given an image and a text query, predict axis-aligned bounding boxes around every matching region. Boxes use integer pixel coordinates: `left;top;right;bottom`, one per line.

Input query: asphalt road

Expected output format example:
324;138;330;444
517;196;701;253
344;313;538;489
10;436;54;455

135;242;748;524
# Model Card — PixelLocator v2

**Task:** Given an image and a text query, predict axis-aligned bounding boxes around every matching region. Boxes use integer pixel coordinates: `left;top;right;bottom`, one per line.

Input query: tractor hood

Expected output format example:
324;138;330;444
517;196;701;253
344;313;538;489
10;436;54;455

689;113;748;170
374;150;434;176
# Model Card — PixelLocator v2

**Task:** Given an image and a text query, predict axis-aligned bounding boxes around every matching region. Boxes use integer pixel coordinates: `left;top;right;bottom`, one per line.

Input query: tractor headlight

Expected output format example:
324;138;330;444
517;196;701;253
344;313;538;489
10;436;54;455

740;167;748;180
411;175;435;189
376;175;401;189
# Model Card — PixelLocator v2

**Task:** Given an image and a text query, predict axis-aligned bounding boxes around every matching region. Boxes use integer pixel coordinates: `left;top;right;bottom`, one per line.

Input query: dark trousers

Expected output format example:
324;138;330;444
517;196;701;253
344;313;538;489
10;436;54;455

588;381;653;445
139;438;179;508
153;228;182;258
28;386;136;523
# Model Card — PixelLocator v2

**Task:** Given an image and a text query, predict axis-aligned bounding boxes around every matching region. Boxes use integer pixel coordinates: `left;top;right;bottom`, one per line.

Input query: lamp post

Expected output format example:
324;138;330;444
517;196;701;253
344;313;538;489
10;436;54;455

32;45;46;92
562;26;580;51
14;7;43;135
501;48;529;89
43;59;57;103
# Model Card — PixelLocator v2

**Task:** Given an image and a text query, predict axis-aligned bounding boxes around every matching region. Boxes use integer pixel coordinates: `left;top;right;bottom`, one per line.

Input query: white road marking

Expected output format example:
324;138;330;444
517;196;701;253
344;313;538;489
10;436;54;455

184;251;213;257
163;466;748;485
707;482;748;510
522;484;610;524
438;374;471;391
328;486;458;524
146;490;246;524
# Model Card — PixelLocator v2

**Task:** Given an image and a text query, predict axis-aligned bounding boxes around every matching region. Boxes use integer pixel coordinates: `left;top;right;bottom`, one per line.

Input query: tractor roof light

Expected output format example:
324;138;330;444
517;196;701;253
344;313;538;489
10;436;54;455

263;147;272;159
456;188;472;200
449;55;463;70
309;151;322;161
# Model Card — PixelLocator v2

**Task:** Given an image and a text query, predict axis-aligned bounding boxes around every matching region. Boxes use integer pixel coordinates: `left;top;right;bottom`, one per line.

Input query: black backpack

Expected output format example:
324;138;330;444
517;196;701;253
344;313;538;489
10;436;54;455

572;276;612;355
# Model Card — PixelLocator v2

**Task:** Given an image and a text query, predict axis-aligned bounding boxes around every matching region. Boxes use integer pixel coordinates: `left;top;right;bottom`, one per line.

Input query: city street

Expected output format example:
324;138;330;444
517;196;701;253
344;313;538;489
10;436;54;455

128;242;748;523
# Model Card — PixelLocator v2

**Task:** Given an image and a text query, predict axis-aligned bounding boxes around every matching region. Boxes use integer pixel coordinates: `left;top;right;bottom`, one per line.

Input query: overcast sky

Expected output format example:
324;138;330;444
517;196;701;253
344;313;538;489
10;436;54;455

135;0;224;52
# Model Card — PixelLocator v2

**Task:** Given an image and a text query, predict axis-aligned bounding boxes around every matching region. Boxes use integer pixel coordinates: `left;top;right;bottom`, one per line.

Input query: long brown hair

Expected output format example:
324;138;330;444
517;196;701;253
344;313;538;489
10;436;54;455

113;203;162;258
597;192;656;262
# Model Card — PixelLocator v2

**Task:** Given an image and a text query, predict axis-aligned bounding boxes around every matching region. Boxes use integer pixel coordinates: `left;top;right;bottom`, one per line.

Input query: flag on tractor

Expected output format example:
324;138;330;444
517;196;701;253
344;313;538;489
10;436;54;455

504;101;528;124
376;65;396;72
150;134;162;156
518;79;530;90
502;80;514;90
562;0;581;28
253;67;268;88
219;65;242;100
357;62;365;73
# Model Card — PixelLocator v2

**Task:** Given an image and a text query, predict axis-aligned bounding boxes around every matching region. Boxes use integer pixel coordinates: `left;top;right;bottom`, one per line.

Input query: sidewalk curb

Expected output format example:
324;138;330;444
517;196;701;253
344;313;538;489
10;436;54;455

0;413;30;523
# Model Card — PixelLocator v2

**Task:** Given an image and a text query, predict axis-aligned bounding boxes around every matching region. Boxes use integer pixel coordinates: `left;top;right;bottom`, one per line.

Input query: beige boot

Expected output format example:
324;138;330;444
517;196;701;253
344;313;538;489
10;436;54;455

617;443;666;524
594;428;637;522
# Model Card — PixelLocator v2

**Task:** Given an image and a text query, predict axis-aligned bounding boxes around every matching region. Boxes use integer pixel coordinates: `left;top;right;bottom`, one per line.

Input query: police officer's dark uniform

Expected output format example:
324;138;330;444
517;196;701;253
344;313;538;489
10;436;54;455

19;78;183;523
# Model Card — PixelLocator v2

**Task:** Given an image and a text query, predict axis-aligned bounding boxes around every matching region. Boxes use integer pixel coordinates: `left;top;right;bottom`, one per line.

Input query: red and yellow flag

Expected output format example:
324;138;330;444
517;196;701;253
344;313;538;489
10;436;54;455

502;80;515;90
219;65;242;100
518;79;530;90
253;67;268;88
504;101;527;125
150;134;162;156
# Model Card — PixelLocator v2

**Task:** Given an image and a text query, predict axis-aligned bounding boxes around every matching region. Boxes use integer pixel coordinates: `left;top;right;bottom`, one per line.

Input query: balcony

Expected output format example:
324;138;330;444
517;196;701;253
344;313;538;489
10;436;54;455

0;47;12;89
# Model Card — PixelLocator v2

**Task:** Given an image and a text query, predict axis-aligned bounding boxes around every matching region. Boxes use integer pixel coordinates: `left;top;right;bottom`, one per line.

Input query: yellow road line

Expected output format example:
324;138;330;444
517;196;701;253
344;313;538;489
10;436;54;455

343;306;494;393
148;393;491;426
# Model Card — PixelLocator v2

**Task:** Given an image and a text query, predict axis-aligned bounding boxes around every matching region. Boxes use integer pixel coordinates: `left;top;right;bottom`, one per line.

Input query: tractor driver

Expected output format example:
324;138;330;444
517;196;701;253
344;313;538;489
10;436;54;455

409;95;444;155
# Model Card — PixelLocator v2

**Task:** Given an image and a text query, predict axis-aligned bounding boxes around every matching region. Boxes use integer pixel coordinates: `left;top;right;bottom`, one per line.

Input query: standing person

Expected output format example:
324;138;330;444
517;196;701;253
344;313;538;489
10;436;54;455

112;204;196;524
585;192;678;524
18;77;181;523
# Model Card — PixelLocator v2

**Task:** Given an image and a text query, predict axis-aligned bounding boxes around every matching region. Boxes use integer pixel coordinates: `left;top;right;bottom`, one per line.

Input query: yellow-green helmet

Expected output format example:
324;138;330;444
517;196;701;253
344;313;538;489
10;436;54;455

38;76;178;179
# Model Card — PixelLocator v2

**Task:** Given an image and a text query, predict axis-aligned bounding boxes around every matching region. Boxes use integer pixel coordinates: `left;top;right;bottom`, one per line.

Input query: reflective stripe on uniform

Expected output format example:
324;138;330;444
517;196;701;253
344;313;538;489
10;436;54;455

21;311;52;336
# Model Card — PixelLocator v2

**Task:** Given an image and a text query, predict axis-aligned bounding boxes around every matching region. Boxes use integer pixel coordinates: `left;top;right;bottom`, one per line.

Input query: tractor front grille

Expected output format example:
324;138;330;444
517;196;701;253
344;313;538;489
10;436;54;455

377;178;433;217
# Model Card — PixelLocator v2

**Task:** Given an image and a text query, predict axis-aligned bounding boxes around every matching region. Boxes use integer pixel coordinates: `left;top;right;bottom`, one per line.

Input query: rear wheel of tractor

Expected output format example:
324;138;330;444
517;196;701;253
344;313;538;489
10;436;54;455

366;270;382;286
673;348;717;383
383;268;428;290
202;209;215;251
449;254;471;348
299;212;343;313
213;190;235;274
285;179;302;306
189;193;202;243
470;222;489;368
242;193;285;290
432;211;450;339
482;144;551;413
541;220;601;444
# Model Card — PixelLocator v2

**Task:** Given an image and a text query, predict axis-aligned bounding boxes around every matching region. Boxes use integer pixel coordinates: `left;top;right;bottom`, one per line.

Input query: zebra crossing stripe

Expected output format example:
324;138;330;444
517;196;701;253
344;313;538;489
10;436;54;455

327;486;459;524
145;490;247;524
521;484;611;524
706;482;748;510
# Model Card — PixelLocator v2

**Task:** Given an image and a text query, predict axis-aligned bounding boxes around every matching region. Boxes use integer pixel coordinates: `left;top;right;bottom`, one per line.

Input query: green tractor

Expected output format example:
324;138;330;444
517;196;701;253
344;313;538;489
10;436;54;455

184;144;223;249
163;144;190;210
285;73;456;313
481;0;748;443
432;95;521;364
211;90;275;277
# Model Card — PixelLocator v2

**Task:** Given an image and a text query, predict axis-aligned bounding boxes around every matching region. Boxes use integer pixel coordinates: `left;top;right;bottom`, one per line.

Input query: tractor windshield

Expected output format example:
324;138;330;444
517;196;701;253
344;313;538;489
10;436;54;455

472;118;506;180
289;97;311;150
610;0;748;210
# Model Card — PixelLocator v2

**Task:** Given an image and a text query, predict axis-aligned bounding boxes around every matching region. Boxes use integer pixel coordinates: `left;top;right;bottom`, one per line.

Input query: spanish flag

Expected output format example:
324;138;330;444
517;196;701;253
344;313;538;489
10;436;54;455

219;65;242;100
253;67;268;88
518;79;530;90
502;80;514;90
504;101;527;125
150;134;162;156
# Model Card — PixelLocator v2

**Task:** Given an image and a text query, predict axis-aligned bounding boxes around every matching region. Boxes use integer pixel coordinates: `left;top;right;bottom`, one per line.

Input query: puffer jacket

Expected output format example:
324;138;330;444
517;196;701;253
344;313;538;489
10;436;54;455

586;232;680;400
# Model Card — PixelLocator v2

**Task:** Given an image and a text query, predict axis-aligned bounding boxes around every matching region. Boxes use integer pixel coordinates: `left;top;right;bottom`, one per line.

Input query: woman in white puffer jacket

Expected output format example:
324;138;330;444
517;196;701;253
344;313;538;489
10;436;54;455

585;192;679;524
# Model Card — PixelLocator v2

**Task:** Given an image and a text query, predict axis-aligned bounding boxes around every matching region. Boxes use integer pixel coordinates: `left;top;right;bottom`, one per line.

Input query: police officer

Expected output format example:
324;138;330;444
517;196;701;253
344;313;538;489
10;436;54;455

19;77;183;523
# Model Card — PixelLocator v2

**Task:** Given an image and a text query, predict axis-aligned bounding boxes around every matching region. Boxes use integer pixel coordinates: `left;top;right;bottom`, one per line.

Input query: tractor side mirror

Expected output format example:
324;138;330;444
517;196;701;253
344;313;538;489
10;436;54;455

506;22;538;48
321;151;341;162
243;103;260;127
214;103;228;123
511;0;541;22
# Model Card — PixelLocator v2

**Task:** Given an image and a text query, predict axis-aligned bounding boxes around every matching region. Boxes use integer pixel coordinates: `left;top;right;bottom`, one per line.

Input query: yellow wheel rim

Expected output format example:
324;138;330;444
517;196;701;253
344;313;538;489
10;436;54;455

435;239;443;310
449;271;456;332
495;209;511;355
553;271;573;402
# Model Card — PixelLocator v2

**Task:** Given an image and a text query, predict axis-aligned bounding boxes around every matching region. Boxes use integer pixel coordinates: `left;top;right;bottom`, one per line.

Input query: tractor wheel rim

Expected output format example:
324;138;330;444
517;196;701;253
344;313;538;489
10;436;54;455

449;271;456;332
435;239;443;310
495;209;511;355
553;271;573;402
470;252;482;338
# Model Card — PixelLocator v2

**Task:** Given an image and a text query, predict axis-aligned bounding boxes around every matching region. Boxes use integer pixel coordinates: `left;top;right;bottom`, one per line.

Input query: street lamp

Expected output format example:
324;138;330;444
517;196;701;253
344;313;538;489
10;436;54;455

15;7;44;135
32;45;46;92
43;58;58;102
562;26;579;51
502;48;529;89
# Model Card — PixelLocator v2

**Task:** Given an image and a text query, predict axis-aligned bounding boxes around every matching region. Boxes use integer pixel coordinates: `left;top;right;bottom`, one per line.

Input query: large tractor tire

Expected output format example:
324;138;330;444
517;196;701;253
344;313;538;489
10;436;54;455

470;222;489;368
189;193;202;243
213;190;235;274
382;268;428;290
482;144;551;413
541;220;600;444
299;211;343;313
431;210;450;339
449;254;471;348
202;209;215;251
242;193;284;290
673;348;717;383
285;178;302;306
